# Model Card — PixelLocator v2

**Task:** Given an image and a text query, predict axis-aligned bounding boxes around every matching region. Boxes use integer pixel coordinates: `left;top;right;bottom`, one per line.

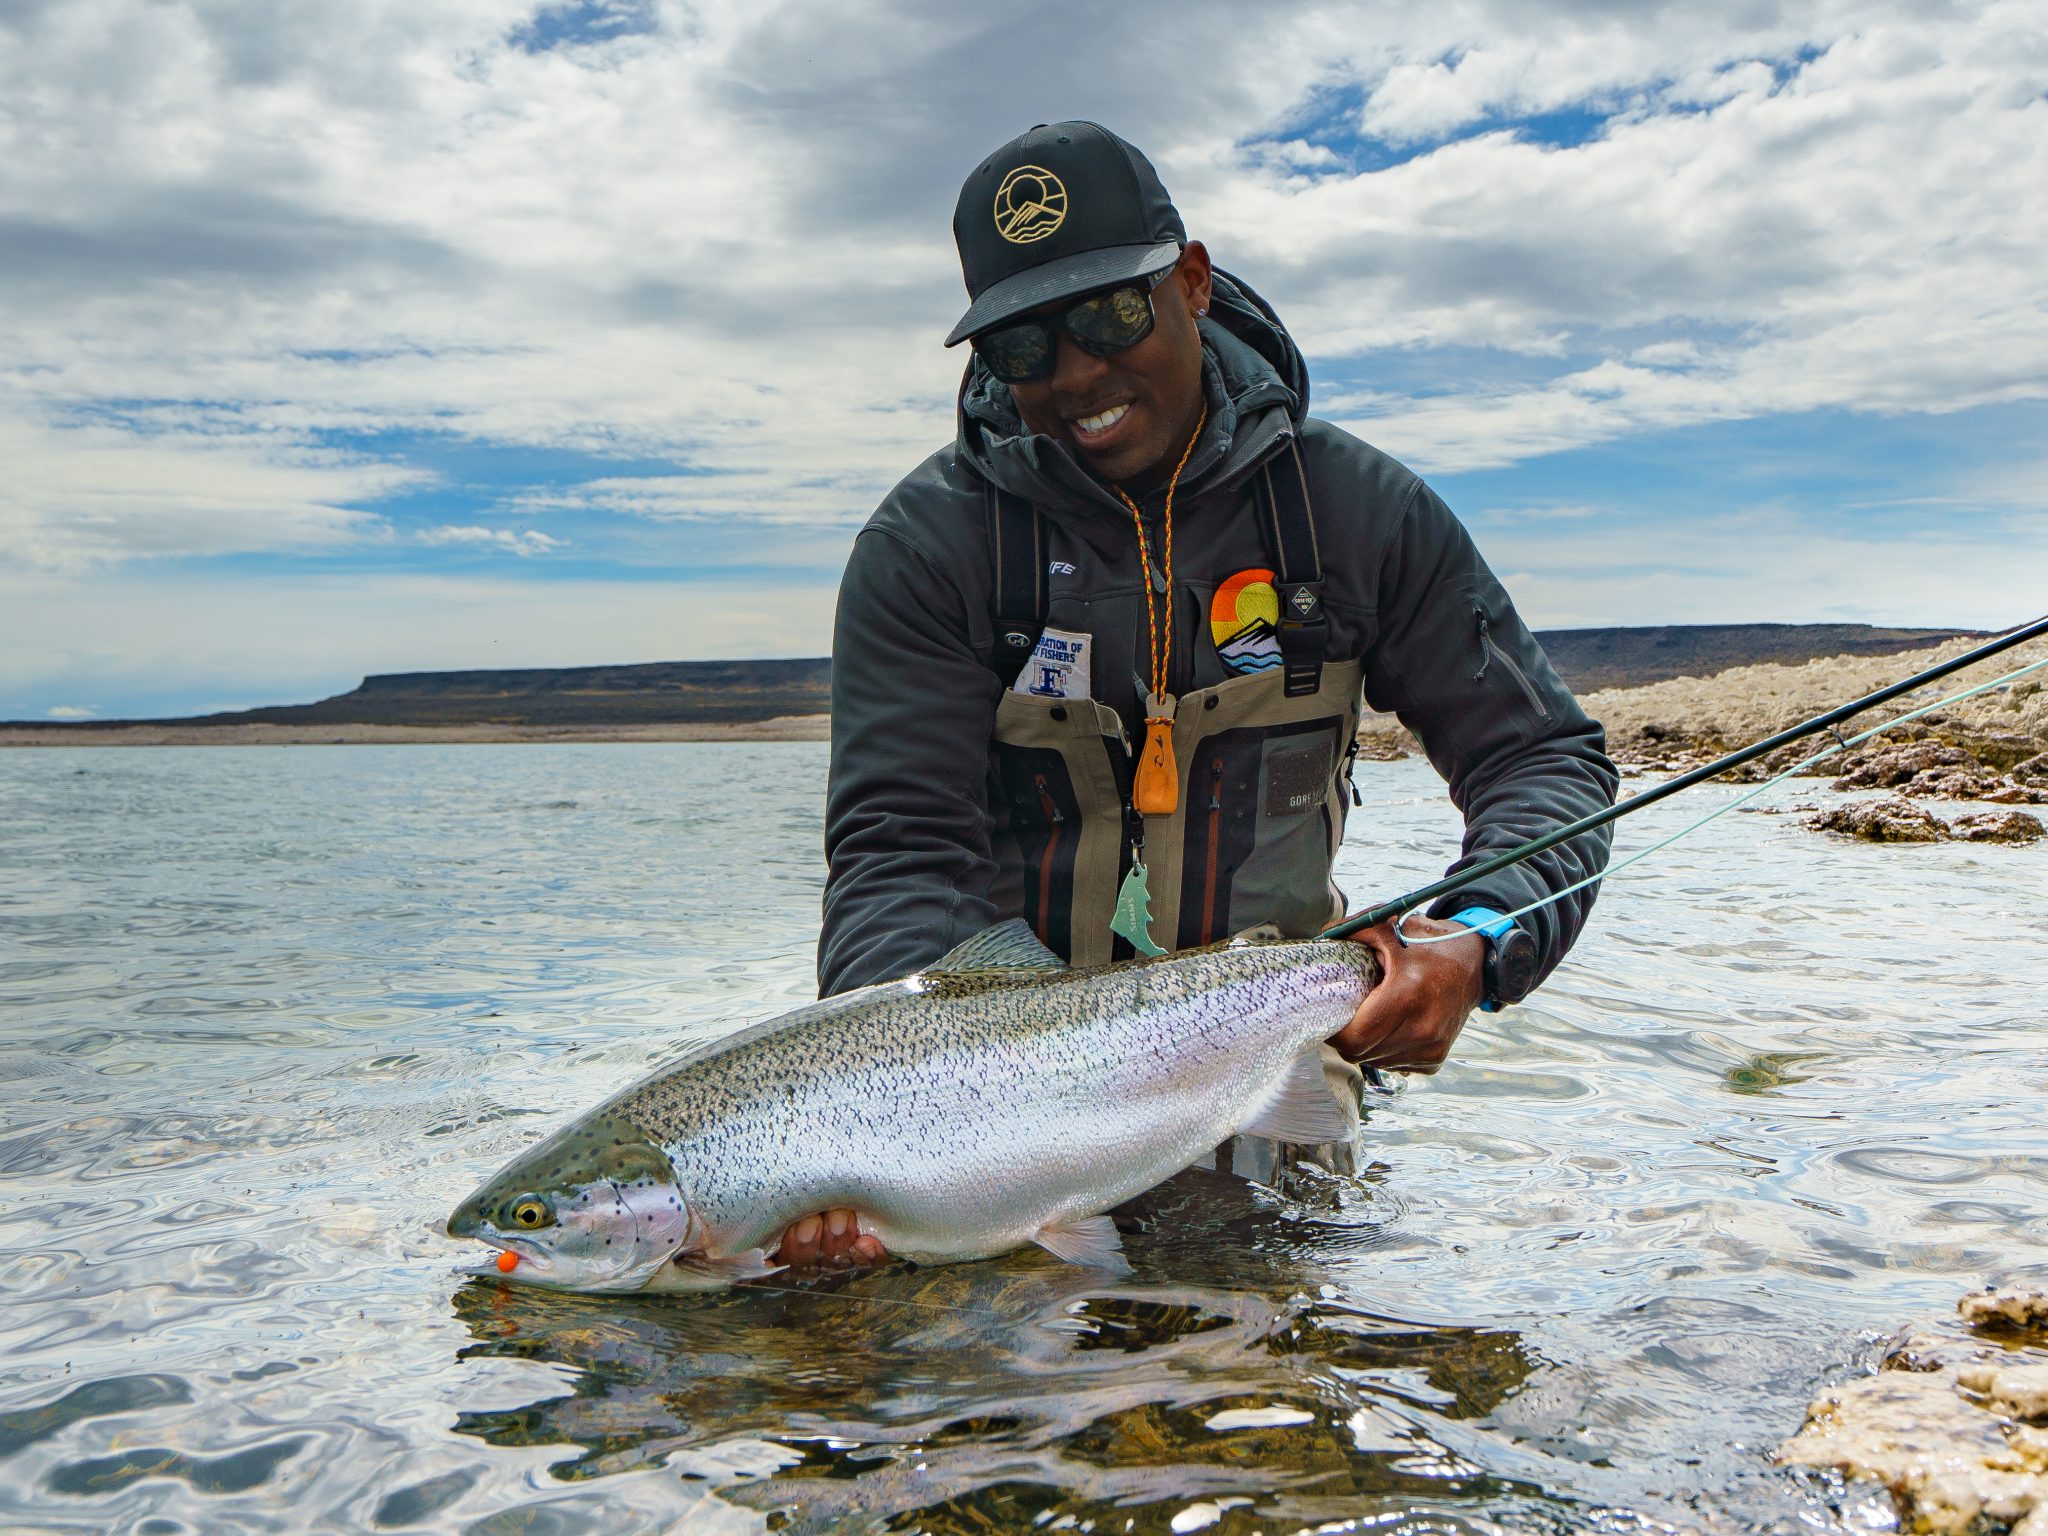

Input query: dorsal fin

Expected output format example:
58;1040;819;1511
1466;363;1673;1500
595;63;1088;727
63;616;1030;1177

925;919;1069;976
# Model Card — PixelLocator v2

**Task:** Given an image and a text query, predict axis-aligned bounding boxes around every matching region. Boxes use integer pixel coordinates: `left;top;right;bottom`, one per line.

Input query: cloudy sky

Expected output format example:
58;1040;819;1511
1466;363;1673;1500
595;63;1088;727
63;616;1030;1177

3;0;2044;719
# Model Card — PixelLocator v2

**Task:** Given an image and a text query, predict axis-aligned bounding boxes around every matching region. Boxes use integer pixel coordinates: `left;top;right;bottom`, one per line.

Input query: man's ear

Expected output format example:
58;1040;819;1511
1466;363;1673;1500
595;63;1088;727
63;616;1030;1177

1179;240;1214;320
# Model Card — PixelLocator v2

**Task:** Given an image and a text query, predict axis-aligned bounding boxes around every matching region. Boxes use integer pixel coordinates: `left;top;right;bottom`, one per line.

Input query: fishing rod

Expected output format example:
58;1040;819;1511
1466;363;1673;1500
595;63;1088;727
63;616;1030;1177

1321;612;2048;941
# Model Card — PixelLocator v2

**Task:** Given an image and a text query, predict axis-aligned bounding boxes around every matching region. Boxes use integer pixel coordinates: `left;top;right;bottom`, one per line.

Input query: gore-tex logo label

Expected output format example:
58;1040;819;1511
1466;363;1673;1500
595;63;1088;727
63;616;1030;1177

1290;587;1318;615
1263;739;1333;818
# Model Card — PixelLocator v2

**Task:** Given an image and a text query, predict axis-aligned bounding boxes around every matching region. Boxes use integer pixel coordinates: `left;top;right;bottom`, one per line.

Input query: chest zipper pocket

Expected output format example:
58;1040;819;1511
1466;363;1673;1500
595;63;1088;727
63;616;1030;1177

1474;608;1550;719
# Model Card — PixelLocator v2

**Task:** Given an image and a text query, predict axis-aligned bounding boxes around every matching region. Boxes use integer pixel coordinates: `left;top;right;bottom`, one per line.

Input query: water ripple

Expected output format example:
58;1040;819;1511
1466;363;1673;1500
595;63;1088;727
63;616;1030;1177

1;745;2043;1534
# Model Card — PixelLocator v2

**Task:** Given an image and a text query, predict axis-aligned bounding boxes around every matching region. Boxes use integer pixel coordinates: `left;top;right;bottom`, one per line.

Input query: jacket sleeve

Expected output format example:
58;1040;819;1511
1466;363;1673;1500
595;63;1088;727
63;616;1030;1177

817;524;1004;996
1362;481;1618;984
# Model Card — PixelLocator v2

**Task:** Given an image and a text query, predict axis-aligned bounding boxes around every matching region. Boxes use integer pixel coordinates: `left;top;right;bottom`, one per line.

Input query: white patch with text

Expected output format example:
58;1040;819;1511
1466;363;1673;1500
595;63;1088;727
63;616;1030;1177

1012;626;1092;702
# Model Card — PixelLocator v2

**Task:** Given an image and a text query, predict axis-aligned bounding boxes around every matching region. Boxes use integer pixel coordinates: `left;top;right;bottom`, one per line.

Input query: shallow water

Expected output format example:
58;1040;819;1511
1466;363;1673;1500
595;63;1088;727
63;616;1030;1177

2;744;2043;1535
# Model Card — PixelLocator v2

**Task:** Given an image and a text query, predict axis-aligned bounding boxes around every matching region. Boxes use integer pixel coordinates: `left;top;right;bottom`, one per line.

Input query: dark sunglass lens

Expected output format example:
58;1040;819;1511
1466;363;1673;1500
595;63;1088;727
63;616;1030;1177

1067;285;1155;355
975;321;1055;383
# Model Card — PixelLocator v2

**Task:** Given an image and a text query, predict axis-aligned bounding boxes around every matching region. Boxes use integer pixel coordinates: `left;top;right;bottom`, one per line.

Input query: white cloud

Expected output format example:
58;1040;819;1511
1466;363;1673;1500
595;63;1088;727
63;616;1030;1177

416;525;564;555
1482;508;2048;633
0;0;2041;705
0;414;405;571
2;0;2038;532
44;704;97;719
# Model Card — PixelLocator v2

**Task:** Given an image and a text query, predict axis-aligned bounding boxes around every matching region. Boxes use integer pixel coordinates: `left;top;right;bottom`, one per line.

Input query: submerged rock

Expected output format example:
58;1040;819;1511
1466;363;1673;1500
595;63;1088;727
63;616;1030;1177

1951;810;2046;844
1808;798;1950;842
1779;1289;2048;1534
1963;1289;2048;1332
1806;800;2045;844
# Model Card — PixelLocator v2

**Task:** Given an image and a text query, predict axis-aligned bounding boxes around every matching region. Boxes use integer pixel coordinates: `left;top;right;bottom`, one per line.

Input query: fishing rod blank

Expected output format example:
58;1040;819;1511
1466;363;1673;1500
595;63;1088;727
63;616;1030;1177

1322;612;2048;940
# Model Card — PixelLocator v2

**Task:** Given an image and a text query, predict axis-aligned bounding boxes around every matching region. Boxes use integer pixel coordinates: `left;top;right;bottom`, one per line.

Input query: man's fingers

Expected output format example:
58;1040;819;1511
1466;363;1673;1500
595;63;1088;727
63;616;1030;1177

774;1213;824;1265
776;1208;886;1271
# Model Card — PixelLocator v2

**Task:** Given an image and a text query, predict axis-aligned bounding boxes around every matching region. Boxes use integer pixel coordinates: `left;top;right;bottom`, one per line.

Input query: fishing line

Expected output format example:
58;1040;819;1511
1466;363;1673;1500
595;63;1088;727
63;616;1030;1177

739;1278;1001;1318
1382;647;2048;947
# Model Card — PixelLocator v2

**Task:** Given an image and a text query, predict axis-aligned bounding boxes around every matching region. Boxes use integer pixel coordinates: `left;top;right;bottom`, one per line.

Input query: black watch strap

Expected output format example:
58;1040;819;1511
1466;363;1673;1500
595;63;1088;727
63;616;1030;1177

1483;925;1540;1007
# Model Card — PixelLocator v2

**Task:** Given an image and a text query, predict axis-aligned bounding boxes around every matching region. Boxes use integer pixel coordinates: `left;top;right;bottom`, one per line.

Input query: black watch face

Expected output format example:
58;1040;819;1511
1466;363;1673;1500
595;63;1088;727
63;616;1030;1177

1492;929;1540;1004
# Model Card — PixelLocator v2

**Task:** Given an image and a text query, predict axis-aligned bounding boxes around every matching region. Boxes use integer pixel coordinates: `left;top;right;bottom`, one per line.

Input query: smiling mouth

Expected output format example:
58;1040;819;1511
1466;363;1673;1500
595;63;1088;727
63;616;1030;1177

1070;403;1131;441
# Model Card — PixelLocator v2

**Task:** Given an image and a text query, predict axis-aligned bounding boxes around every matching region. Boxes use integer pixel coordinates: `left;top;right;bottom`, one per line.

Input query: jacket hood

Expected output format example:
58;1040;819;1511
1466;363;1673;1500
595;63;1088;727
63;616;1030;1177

955;267;1311;521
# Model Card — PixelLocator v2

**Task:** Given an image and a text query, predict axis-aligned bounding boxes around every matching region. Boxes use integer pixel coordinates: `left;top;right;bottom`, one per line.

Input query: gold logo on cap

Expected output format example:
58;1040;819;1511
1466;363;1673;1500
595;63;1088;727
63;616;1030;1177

993;165;1068;244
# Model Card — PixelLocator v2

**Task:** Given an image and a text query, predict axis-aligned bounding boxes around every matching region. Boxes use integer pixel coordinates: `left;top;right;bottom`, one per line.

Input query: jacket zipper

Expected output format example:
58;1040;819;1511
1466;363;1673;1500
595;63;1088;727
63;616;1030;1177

1474;609;1551;719
1200;754;1224;944
1033;773;1064;942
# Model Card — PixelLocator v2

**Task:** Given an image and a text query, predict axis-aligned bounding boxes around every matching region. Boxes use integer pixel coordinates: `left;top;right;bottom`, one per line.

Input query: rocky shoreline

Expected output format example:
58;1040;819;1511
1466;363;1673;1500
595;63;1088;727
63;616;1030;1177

10;637;2045;849
1358;634;2048;844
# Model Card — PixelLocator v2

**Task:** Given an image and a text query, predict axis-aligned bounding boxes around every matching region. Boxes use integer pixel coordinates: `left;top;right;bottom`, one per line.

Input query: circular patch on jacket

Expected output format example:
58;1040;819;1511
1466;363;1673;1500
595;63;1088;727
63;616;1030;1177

1211;568;1283;674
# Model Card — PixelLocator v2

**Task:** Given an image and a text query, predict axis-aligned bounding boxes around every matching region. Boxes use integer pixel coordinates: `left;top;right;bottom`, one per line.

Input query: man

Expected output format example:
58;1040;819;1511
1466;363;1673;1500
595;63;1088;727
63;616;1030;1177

777;121;1616;1272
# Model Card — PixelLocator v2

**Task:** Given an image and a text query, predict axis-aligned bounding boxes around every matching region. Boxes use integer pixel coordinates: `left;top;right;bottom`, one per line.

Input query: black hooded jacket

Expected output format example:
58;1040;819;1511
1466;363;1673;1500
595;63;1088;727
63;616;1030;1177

818;272;1616;996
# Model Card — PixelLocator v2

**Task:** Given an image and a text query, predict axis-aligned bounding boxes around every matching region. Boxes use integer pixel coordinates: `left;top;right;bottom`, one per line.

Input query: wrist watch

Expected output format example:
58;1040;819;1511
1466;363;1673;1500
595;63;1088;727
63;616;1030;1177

1449;907;1539;1012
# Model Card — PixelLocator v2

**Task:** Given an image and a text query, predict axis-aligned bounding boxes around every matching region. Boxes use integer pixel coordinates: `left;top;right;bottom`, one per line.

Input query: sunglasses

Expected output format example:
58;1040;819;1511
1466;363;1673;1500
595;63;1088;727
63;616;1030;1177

971;264;1177;385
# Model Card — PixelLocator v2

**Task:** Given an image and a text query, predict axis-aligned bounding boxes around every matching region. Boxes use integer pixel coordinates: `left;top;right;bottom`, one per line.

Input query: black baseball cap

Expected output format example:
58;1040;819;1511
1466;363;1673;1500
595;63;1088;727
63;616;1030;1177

943;121;1186;348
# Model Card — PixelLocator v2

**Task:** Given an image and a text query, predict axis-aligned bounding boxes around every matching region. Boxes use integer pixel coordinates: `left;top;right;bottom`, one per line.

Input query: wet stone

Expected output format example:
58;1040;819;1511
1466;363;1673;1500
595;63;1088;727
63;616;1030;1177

1807;797;1948;843
1780;1291;2048;1534
1965;1289;2048;1333
1951;810;2045;844
1832;743;1975;791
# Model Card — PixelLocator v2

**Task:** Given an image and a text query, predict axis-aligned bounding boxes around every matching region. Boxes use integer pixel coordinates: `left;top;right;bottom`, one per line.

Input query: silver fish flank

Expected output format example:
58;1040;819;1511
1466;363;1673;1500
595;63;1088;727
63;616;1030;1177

447;920;1377;1291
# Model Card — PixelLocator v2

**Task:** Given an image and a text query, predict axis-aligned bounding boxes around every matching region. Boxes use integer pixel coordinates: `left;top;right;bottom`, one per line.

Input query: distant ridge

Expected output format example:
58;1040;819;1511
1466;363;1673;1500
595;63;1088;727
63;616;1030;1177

1533;624;1980;694
8;625;1981;730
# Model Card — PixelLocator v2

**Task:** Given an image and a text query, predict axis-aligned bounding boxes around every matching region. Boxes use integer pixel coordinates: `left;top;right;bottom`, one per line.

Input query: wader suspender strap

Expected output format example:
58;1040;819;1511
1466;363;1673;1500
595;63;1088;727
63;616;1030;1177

1259;438;1325;698
984;441;1321;690
989;483;1044;674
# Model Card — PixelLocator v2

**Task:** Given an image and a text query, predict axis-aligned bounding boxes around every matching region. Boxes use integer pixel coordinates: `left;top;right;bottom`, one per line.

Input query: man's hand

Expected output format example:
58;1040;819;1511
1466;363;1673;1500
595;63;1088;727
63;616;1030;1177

773;1208;887;1272
1328;915;1486;1073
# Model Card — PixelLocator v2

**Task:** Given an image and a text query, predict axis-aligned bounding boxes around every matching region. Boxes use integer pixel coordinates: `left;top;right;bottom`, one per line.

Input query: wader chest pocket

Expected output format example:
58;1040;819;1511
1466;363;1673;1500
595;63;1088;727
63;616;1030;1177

1177;716;1347;949
1263;739;1334;818
990;691;1129;968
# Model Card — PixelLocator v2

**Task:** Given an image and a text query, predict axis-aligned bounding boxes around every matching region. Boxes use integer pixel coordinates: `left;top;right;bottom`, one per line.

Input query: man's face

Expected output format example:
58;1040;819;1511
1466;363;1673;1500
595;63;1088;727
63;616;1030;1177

1006;243;1214;488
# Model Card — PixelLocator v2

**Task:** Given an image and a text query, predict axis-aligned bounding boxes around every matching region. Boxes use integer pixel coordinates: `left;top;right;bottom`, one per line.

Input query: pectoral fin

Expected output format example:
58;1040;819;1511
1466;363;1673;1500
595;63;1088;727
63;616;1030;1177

1237;1050;1358;1144
651;1246;785;1292
1033;1215;1131;1274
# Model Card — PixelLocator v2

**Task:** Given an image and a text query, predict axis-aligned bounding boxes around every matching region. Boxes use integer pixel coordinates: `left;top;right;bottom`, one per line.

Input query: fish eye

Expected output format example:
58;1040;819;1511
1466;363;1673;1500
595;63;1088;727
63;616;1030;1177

503;1194;553;1230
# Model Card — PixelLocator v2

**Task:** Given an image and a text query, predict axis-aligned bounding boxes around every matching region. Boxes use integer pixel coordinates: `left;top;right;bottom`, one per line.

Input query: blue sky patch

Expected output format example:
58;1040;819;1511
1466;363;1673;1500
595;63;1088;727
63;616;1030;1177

508;0;657;54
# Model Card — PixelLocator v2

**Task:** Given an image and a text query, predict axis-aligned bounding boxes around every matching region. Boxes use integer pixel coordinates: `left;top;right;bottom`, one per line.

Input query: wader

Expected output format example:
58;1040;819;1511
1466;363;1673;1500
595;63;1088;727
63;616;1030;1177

982;446;1367;1182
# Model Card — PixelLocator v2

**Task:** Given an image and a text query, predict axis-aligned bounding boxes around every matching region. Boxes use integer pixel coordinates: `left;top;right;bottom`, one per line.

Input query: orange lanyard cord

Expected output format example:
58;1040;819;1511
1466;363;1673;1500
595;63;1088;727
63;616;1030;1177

1113;405;1206;714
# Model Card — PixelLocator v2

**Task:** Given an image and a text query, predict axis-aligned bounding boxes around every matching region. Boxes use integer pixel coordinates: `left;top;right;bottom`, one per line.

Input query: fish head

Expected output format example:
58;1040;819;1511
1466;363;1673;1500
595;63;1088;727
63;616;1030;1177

447;1110;698;1292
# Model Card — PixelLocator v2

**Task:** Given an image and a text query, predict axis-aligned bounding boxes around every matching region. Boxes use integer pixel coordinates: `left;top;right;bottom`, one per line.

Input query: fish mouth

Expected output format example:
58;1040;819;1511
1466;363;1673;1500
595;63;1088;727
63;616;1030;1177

451;1228;558;1283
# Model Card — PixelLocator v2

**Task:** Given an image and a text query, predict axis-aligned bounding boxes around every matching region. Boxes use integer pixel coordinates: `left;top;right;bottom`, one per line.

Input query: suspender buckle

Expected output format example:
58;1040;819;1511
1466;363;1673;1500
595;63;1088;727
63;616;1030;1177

1276;580;1326;698
1260;446;1325;699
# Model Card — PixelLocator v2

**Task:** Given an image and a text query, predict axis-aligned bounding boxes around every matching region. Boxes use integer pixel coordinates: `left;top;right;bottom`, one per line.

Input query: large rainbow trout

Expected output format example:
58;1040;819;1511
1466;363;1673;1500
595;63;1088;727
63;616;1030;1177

448;920;1376;1292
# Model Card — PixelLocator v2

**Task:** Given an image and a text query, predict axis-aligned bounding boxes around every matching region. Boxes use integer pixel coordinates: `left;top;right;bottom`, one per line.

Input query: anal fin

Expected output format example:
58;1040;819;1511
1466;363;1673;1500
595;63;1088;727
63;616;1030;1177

1033;1214;1131;1275
1237;1050;1358;1144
